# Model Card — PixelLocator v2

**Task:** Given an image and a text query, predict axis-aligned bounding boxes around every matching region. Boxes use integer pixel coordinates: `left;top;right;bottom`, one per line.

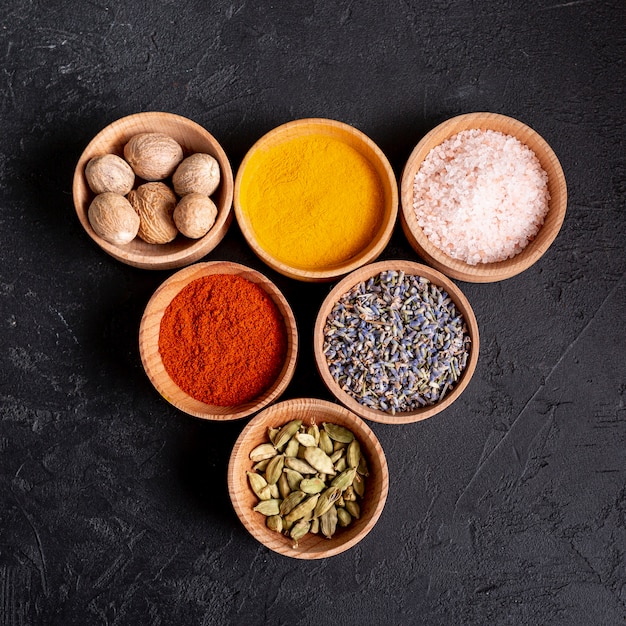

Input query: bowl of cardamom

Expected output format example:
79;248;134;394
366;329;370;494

228;397;389;559
234;118;398;282
139;261;298;421
73;111;234;270
314;260;479;424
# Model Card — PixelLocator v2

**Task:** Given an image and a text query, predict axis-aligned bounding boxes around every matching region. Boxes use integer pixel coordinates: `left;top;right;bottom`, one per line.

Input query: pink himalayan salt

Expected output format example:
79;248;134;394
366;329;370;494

412;129;550;265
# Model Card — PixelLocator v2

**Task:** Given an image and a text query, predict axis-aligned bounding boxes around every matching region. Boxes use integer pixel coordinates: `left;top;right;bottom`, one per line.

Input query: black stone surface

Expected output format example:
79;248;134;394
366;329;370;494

1;2;624;624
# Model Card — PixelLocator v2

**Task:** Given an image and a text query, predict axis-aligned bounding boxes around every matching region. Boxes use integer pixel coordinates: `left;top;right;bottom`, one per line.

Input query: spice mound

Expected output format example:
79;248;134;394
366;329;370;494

323;270;471;414
413;129;550;265
158;274;287;406
247;420;368;547
239;134;384;270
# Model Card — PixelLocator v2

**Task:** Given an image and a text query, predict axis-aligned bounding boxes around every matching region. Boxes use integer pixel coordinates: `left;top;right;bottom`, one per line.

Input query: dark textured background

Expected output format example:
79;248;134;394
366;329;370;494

1;1;624;624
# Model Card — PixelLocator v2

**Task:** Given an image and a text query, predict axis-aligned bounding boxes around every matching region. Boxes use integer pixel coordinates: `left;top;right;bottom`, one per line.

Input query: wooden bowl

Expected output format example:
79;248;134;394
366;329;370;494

228;397;389;559
400;112;567;282
314;260;479;424
139;261;298;420
73;111;234;270
234;118;398;282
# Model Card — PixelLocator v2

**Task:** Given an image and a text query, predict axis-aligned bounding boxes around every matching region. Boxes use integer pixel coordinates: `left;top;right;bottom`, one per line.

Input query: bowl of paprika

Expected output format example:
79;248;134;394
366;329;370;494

139;261;298;420
234;118;398;282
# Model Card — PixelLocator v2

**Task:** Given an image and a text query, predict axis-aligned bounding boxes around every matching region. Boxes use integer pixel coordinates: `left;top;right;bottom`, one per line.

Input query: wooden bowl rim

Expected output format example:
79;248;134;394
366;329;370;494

138;260;298;421
234;117;399;283
72;111;234;270
400;112;567;283
227;397;389;559
314;259;479;424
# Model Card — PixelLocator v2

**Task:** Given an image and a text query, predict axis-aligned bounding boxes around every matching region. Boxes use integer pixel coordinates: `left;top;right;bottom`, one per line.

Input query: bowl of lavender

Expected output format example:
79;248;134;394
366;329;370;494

400;112;567;283
314;260;479;424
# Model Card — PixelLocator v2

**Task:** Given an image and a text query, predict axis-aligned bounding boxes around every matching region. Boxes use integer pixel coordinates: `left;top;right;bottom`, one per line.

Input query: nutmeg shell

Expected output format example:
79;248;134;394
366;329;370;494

85;154;135;195
173;193;218;239
88;192;140;245
123;133;184;181
172;153;221;196
128;182;178;244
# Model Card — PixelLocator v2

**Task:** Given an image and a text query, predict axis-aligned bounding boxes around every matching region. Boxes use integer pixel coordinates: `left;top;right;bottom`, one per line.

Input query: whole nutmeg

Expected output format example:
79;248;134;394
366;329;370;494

123;133;184;181
85;154;135;195
172;153;221;196
88;192;140;245
128;182;178;244
173;193;218;239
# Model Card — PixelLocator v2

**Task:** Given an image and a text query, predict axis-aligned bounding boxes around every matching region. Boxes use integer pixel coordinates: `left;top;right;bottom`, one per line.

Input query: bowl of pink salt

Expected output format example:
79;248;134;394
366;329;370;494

400;112;567;283
234;118;398;282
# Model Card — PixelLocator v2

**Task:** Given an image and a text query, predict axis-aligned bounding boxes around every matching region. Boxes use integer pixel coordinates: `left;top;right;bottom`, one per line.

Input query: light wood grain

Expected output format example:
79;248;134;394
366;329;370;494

400;112;567;283
314;260;479;424
138;261;298;420
73;111;234;270
227;398;389;559
234;118;398;282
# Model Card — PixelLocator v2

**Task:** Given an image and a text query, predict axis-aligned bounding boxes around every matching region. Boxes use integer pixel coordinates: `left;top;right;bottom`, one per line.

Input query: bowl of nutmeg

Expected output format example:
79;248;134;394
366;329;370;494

73;111;234;270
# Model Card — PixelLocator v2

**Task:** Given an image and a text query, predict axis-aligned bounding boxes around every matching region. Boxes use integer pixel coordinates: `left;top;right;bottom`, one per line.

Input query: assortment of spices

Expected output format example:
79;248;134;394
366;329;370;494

86;131;221;245
323;270;471;414
247;419;368;547
158;274;288;406
412;128;550;265
239;134;384;270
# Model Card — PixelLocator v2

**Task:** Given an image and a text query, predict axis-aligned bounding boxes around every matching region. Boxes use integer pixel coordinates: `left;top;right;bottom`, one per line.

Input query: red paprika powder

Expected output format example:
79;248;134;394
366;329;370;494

158;274;288;406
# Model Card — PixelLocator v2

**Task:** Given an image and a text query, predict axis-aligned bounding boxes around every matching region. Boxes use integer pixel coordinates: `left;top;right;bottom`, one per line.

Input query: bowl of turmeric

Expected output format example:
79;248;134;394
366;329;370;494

138;261;298;420
234;118;398;282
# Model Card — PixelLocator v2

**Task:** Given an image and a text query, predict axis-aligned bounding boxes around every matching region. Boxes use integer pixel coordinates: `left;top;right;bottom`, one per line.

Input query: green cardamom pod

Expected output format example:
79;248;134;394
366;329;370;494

337;507;352;527
310;517;320;534
353;473;365;498
266;515;283;533
249;443;278;462
330;449;345;464
247;471;270;500
347;439;361;469
278;472;291;499
252;458;271;472
264;454;284;485
343;485;357;502
314;486;341;517
320;505;338;539
284;494;320;524
318;430;334;455
323;422;354;443
273;420;302;450
299;477;326;494
307;424;320;445
331;467;357;492
284;457;318;474
289;519;311;545
295;433;317;447
303;446;336;476
334;456;347;473
345;500;360;519
357;454;369;477
283;467;304;491
280;490;306;516
284;437;300;458
253;499;281;516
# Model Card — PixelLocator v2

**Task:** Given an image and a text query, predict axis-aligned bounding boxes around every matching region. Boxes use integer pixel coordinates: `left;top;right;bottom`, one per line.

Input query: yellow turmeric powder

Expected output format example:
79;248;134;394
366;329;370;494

239;134;384;270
